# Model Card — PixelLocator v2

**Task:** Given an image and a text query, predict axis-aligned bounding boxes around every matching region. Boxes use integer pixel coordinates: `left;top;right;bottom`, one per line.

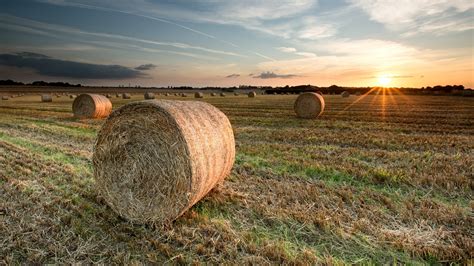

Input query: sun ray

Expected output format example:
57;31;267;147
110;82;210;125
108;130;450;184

341;87;378;112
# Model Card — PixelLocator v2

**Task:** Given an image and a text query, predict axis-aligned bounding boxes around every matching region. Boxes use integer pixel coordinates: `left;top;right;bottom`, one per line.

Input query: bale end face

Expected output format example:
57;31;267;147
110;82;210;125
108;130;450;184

73;94;112;119
93;100;235;224
294;92;325;119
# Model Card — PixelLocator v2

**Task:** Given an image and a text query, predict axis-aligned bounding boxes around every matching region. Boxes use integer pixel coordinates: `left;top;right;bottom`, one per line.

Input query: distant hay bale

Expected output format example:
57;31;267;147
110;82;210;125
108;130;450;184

248;91;256;98
144;92;155;99
2;96;8;100
106;94;112;98
355;92;361;96
73;94;112;119
116;93;120;98
93;100;235;224
194;92;204;98
69;95;76;99
41;94;52;102
341;91;350;97
220;92;226;97
122;93;131;99
294;92;325;119
234;92;239;96
181;93;188;97
211;92;217;96
165;93;170;96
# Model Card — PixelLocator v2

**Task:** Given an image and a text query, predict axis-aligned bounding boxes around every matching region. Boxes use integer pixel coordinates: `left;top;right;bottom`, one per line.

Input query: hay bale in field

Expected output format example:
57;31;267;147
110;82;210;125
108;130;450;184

211;92;217;96
220;92;226;97
73;94;112;119
341;91;350;97
116;93;120;98
41;94;52;102
194;92;204;98
294;92;325;119
93;100;235;224
106;94;112;98
144;92;155;100
165;93;170;96
248;91;257;98
234;92;239;96
2;96;9;100
355;92;361;96
122;93;131;99
181;93;188;97
69;95;76;99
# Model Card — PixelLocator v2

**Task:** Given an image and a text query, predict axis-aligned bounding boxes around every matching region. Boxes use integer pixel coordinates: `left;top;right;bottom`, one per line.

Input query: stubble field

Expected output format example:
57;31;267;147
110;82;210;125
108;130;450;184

0;91;473;264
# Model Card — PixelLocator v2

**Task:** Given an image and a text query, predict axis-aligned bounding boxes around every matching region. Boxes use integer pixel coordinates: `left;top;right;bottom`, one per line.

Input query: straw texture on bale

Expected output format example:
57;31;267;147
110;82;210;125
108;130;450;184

294;92;325;119
194;92;204;98
341;91;350;97
144;92;155;99
73;94;112;119
2;96;8;100
122;93;131;99
248;91;257;98
41;95;52;102
93;100;235;224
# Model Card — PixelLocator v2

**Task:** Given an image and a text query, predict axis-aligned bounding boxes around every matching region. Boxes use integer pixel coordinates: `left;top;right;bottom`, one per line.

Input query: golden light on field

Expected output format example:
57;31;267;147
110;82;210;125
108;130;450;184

378;75;392;87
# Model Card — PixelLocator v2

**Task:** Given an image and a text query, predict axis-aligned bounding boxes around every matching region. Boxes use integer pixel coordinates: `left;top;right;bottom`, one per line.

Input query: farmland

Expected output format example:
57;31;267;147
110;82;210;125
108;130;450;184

0;91;473;264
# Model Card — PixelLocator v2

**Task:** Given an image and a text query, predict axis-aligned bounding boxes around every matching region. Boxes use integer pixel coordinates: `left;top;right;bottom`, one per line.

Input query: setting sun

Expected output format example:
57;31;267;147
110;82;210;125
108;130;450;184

378;75;392;86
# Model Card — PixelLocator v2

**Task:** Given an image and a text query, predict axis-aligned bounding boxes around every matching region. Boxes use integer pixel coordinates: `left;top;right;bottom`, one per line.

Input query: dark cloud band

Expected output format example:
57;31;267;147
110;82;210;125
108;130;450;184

0;52;145;79
253;71;298;79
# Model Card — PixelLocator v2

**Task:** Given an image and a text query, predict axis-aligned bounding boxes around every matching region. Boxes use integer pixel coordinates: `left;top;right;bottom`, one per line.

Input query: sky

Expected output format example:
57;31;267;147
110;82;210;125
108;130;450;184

0;0;473;87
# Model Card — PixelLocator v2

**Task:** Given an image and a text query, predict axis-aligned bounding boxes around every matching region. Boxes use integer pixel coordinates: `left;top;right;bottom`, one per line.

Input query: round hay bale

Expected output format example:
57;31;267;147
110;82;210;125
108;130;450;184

194;92;204;98
181;93;188;97
220;92;226;97
211;92;217;96
294;92;325;119
69;95;76;99
93;100;235;224
341;91;350;97
122;93;131;99
144;92;155;100
234;92;239;96
116;93;120;98
106;94;112;98
248;91;256;98
165;93;170;96
2;96;9;100
41;94;52;102
73;94;112;119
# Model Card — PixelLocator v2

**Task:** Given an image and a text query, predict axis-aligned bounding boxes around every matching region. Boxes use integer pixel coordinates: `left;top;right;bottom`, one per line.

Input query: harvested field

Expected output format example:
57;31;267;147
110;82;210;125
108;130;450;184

0;91;473;264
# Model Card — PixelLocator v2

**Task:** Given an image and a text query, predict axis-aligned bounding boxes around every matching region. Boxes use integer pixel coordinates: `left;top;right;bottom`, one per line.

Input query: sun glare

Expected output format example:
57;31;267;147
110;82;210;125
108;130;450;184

378;75;392;86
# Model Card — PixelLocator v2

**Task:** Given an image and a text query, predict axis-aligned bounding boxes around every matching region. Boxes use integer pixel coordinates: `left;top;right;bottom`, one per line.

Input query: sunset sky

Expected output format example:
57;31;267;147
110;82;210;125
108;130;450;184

1;0;473;87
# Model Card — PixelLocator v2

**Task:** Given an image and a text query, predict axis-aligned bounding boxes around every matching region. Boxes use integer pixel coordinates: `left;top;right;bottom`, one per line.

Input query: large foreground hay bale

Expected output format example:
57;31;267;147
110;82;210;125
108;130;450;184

41;94;52;102
144;92;155;99
93;100;235;224
341;91;350;97
122;93;131;99
2;96;8;100
248;91;256;98
194;92;204;98
73;94;112;119
294;92;325;119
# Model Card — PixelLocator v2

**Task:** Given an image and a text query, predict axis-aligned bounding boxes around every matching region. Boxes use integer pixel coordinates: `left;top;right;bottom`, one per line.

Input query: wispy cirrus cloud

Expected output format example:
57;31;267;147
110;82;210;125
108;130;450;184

225;73;240;78
349;0;474;35
135;64;157;70
276;47;316;58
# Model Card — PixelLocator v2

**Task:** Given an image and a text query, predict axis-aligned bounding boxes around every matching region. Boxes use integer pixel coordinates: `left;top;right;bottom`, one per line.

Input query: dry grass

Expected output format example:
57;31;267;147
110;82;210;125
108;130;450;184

0;90;473;264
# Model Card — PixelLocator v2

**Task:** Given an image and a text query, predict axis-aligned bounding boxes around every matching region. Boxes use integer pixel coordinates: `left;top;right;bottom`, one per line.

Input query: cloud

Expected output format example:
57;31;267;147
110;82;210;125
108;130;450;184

350;0;474;35
277;47;297;53
0;52;143;79
225;73;240;78
135;64;157;70
253;71;298;79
